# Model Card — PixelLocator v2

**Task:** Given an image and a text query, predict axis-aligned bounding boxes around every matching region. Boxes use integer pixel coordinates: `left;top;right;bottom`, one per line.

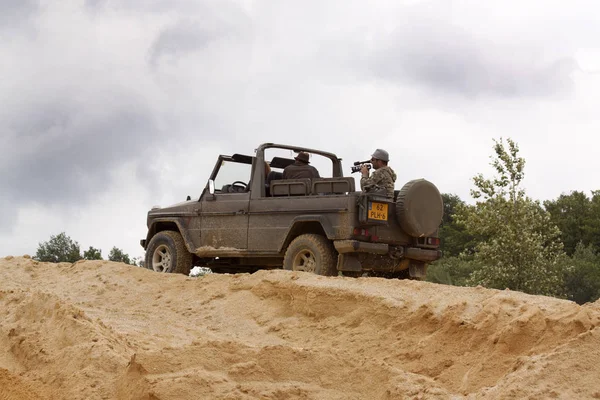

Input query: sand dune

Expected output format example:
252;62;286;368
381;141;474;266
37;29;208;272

1;256;599;399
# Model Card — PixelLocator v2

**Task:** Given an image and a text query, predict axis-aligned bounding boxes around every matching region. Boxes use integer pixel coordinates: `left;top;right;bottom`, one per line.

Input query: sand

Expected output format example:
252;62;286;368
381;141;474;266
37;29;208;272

1;255;599;399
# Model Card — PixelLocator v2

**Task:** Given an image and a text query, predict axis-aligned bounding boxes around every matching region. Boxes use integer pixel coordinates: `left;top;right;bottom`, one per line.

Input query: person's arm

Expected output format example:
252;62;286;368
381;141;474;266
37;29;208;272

360;164;370;190
361;169;381;191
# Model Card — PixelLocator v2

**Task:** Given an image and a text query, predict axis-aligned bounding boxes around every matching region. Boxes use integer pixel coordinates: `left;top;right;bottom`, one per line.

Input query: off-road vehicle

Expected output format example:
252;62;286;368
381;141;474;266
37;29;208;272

140;143;443;278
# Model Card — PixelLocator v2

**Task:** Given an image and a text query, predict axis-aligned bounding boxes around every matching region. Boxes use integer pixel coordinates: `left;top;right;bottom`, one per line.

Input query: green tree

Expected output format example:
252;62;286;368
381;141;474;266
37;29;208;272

587;191;600;252
438;193;478;257
563;242;600;304
544;191;592;256
456;138;566;296
34;232;82;263
108;247;131;264
83;246;103;260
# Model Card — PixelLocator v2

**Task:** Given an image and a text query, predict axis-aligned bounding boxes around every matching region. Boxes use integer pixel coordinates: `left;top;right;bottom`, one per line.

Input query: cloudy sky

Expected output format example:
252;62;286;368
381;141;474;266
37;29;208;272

2;0;600;260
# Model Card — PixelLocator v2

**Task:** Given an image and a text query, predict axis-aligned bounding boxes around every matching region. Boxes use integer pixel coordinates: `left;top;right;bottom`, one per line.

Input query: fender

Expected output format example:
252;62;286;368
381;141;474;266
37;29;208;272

145;218;196;254
278;215;336;253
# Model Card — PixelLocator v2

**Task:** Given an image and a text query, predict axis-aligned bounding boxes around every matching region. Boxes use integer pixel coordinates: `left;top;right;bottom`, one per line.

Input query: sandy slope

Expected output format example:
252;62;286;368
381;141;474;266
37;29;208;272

1;256;599;399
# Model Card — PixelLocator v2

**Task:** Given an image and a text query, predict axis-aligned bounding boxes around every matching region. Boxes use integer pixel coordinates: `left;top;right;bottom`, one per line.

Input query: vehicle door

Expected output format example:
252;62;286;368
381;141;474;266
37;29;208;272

200;155;252;250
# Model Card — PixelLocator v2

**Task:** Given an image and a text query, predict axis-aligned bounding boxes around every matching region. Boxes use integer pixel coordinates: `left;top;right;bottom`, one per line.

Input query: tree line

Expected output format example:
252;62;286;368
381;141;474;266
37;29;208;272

429;138;600;305
34;232;141;266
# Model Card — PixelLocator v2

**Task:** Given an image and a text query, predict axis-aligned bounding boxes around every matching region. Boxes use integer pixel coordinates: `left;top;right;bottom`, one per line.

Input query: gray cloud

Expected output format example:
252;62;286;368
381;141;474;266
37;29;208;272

0;198;17;236
149;21;227;66
369;19;577;98
0;0;253;234
0;0;38;30
85;0;203;13
0;0;38;18
2;96;158;204
147;4;251;66
302;0;587;100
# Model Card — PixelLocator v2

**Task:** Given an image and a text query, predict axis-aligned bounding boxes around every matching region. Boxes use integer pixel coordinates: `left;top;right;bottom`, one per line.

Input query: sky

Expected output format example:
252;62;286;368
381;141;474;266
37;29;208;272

2;0;600;260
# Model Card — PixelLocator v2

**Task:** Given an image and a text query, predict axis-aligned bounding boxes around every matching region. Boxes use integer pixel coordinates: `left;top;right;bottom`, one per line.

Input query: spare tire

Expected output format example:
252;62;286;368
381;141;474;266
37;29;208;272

396;179;444;237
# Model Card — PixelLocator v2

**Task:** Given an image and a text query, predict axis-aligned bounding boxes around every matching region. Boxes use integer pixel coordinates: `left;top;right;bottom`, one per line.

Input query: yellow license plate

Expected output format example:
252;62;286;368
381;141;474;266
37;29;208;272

368;202;388;221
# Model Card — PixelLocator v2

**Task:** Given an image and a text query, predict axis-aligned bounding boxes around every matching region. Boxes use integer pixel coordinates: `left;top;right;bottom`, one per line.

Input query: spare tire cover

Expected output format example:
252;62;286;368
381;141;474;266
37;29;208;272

396;179;444;237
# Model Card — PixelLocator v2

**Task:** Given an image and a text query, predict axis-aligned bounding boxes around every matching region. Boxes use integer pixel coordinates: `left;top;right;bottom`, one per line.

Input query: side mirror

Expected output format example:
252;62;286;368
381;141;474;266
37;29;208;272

186;195;191;201
204;179;216;201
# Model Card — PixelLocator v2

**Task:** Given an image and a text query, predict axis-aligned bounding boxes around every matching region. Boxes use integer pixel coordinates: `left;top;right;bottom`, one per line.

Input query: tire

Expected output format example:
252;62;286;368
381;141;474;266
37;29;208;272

396;179;444;237
144;231;192;275
283;234;337;276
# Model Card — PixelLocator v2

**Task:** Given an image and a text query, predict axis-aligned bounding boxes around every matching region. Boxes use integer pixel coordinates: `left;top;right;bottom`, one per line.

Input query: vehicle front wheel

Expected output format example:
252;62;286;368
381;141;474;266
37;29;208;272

283;234;337;276
144;231;192;275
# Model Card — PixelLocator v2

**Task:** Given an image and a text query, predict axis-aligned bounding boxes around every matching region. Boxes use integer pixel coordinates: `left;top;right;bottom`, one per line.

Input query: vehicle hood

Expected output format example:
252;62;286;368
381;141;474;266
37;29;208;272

149;200;196;214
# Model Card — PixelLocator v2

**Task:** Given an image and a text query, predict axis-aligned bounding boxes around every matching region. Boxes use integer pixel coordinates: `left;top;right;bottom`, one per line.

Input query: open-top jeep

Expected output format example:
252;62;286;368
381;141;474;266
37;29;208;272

140;143;443;278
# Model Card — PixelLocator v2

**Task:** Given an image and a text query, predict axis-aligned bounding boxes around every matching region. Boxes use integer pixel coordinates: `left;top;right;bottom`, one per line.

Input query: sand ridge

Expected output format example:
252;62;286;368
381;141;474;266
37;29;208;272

1;256;599;399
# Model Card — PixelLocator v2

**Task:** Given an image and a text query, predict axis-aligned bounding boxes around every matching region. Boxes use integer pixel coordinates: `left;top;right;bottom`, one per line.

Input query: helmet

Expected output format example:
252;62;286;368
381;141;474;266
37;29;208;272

371;149;389;162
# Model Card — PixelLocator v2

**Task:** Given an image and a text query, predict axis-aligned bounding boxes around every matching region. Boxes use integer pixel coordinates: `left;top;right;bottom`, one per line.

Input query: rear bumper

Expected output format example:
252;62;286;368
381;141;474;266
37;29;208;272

405;247;442;262
333;240;441;261
334;240;441;273
334;240;389;254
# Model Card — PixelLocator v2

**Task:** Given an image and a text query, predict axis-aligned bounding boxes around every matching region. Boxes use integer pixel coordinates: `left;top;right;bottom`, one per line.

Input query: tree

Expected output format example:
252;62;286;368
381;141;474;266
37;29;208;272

83;246;103;260
456;138;566;297
34;232;82;263
544;191;592;256
587;191;600;252
563;242;600;304
438;193;478;257
108;247;131;264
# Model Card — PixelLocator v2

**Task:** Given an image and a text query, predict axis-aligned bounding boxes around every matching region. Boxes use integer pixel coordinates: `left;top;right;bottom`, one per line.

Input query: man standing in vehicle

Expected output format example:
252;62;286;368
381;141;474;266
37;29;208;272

283;151;320;179
360;149;397;199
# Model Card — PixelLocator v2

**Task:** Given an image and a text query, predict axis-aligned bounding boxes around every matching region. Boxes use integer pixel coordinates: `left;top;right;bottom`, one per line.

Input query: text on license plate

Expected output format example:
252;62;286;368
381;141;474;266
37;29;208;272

368;202;388;221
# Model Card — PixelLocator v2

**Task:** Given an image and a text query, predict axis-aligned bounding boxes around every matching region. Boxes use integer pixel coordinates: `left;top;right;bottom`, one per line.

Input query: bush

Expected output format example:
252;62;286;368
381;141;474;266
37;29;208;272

108;247;131;264
34;232;82;263
427;256;480;287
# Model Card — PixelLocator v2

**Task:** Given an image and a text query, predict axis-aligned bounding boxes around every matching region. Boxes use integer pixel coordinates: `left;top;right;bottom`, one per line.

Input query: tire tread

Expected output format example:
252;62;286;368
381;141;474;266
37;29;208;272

144;230;192;275
283;233;337;276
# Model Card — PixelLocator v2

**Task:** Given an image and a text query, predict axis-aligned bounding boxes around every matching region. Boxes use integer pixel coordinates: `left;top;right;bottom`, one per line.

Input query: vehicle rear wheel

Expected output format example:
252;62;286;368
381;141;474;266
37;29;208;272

144;231;192;275
283;234;337;276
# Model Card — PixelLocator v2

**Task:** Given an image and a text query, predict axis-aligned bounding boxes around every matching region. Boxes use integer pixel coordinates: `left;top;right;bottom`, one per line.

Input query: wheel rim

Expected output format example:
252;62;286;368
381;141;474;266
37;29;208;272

292;249;317;273
152;244;172;273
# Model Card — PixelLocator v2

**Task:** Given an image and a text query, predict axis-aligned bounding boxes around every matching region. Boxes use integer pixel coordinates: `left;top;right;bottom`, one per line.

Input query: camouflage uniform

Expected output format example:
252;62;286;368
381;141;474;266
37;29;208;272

360;165;397;199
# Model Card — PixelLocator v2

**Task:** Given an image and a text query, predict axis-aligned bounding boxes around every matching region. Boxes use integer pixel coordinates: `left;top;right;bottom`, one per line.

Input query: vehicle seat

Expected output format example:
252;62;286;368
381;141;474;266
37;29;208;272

311;177;355;194
266;171;283;196
270;178;312;196
266;171;283;185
